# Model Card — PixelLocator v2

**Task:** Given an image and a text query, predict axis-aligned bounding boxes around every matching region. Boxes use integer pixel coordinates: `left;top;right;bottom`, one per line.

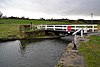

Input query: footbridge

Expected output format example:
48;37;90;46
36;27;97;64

37;24;97;45
37;24;97;37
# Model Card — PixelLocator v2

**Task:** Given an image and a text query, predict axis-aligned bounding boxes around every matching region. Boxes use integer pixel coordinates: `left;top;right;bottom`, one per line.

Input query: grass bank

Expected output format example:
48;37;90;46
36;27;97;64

0;24;19;39
79;35;100;67
0;19;69;24
0;24;59;41
0;19;72;40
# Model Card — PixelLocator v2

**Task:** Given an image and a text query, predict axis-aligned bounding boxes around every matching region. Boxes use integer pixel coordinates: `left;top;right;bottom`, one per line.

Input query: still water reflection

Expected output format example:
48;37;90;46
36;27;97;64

0;38;70;67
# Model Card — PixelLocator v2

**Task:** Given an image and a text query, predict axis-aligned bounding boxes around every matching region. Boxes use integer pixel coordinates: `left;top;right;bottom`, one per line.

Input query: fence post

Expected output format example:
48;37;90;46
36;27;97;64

53;25;55;30
45;25;47;30
92;25;94;32
81;29;83;37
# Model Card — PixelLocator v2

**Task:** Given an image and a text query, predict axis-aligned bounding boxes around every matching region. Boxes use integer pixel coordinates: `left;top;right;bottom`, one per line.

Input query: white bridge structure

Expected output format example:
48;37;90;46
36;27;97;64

37;24;97;36
37;24;97;45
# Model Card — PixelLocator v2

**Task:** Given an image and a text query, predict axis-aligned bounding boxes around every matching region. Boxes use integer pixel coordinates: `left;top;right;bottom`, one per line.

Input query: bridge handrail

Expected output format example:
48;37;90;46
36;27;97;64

37;25;97;28
37;24;97;32
37;24;97;26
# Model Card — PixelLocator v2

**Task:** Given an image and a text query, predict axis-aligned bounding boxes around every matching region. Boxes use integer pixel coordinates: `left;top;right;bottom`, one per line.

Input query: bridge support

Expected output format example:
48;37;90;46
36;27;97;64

72;29;84;49
74;34;77;45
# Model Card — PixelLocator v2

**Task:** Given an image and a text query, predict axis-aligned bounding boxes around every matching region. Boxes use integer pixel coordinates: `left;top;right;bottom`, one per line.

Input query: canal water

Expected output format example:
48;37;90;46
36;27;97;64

0;38;71;67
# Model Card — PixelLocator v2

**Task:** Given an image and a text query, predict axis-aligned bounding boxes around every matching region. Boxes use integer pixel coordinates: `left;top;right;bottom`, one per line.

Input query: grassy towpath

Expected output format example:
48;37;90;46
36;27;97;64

79;35;100;67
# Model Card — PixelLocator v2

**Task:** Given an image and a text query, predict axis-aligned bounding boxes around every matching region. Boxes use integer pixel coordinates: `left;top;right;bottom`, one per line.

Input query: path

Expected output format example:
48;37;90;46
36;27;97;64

56;42;85;67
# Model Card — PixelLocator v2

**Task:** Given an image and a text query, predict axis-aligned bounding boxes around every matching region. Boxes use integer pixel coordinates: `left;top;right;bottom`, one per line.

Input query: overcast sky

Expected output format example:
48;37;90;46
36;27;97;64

0;0;100;20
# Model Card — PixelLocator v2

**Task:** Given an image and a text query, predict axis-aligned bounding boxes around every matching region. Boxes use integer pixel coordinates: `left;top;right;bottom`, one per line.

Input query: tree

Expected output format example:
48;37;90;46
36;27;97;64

2;15;7;19
21;16;25;19
39;17;45;20
0;11;3;18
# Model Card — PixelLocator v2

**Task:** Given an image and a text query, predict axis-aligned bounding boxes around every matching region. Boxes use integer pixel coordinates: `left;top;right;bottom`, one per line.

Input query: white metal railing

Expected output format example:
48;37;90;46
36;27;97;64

37;24;97;32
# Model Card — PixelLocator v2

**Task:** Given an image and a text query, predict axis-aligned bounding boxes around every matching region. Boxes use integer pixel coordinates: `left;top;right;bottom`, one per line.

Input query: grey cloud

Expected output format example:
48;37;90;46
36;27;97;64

29;0;100;16
0;0;100;16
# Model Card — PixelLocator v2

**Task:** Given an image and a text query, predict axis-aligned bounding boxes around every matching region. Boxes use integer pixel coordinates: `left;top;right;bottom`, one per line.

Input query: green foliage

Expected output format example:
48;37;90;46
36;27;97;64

0;19;69;24
57;63;64;67
79;35;100;67
0;24;19;39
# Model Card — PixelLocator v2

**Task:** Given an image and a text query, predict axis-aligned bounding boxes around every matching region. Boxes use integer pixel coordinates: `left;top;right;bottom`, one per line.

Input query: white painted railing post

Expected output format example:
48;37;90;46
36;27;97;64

62;25;64;30
81;29;83;37
92;25;94;32
53;25;55;30
45;25;47;30
84;28;87;33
